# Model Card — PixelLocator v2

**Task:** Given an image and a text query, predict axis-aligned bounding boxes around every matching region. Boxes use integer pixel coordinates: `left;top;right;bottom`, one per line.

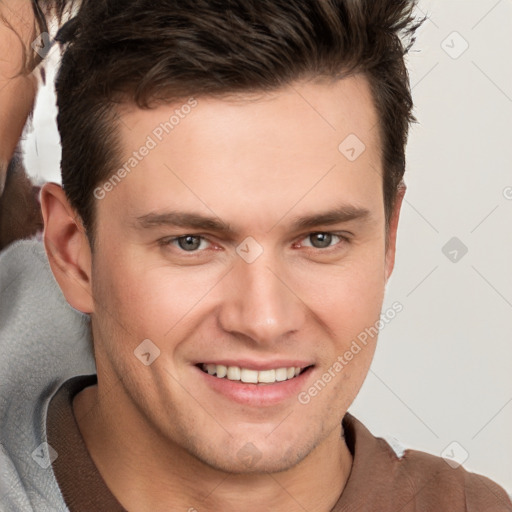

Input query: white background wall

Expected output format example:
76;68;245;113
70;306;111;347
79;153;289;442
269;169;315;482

23;0;512;493
352;0;512;493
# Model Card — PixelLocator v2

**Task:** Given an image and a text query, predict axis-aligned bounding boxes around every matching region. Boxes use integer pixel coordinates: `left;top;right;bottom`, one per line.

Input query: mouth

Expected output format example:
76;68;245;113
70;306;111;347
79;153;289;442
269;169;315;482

195;362;315;406
197;363;312;385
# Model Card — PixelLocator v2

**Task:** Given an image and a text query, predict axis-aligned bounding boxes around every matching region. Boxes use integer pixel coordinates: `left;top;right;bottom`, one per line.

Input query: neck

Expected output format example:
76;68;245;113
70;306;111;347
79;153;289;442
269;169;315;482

73;382;353;512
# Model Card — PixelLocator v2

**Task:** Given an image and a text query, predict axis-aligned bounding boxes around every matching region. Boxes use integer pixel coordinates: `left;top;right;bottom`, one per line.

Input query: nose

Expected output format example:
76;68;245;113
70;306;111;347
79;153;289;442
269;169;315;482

217;255;305;346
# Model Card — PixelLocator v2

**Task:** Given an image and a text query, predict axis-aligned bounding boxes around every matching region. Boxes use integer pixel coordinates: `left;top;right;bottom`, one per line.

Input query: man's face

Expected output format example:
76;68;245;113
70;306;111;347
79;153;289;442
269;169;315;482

89;76;398;473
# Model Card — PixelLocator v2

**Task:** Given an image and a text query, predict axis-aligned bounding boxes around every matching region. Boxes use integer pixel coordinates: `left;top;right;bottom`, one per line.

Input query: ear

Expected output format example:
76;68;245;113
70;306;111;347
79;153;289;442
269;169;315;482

40;183;94;313
384;182;406;283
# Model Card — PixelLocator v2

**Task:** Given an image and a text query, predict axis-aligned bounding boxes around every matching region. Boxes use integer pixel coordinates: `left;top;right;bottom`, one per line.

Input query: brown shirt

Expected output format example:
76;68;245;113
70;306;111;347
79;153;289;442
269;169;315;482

47;375;512;512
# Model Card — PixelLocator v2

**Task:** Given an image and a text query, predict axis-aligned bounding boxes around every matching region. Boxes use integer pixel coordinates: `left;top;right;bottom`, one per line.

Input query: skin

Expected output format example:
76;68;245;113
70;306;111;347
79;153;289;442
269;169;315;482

0;0;38;194
41;75;405;512
0;0;43;248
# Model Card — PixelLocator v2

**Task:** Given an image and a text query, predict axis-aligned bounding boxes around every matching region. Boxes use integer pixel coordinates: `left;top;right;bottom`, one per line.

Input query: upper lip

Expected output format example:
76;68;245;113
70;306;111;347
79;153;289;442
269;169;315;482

196;359;314;371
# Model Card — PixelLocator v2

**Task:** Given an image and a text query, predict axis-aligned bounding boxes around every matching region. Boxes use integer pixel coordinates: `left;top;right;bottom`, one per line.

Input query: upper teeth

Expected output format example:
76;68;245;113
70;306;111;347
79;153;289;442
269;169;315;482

202;364;302;383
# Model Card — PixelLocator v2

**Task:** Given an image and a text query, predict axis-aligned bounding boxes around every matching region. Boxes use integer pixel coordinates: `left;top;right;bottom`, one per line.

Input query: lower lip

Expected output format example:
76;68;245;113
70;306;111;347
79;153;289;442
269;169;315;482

196;366;314;406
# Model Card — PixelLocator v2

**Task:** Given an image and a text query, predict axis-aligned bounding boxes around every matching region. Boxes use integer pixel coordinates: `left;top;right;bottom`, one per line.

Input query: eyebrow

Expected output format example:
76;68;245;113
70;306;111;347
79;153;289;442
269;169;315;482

288;205;371;231
134;205;371;235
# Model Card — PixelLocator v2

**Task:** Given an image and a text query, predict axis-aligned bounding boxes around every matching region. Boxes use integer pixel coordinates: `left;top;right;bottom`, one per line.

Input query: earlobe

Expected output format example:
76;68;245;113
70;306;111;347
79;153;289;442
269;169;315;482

40;183;94;314
385;183;406;282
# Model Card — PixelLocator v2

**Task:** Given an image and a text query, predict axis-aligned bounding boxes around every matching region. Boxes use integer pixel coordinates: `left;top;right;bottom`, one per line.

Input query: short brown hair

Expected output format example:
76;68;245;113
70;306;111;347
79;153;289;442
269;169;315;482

56;0;423;246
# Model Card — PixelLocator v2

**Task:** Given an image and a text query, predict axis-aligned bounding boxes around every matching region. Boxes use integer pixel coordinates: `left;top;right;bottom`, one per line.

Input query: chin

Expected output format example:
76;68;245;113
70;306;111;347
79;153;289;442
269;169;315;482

186;434;316;475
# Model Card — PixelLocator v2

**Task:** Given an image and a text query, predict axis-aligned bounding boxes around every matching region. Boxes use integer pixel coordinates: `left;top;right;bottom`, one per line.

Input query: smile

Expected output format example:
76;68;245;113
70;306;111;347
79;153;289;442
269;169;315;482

200;364;307;384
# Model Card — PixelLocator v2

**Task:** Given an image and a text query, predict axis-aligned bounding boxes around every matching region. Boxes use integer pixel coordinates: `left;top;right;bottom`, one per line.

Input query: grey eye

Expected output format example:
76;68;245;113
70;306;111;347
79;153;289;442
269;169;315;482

177;235;202;251
309;233;333;249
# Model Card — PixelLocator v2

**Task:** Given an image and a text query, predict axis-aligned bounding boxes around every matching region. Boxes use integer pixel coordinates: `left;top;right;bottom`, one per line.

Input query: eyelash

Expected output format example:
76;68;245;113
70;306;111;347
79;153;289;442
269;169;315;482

158;232;350;255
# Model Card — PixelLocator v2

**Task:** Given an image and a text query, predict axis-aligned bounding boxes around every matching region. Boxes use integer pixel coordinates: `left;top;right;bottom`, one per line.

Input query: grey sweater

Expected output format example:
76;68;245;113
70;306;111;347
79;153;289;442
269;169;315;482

0;240;95;511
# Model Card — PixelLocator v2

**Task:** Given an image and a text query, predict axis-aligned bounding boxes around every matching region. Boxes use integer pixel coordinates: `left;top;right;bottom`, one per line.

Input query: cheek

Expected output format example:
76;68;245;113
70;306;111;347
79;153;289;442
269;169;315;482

92;247;219;341
295;245;387;401
302;247;387;335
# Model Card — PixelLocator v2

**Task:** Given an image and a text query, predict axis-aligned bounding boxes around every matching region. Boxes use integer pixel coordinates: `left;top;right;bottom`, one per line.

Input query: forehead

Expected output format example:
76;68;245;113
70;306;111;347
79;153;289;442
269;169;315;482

98;75;383;230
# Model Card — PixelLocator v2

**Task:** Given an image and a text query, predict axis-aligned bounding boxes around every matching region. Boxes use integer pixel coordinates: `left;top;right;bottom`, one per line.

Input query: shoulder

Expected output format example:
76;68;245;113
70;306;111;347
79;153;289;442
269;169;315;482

0;238;94;376
395;446;512;510
0;239;95;510
0;238;92;353
340;413;512;511
0;238;95;415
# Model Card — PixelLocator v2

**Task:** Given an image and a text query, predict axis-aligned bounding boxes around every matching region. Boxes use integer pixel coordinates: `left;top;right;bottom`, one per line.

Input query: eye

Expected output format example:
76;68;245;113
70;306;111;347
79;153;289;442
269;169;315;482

161;235;211;252
300;232;346;249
